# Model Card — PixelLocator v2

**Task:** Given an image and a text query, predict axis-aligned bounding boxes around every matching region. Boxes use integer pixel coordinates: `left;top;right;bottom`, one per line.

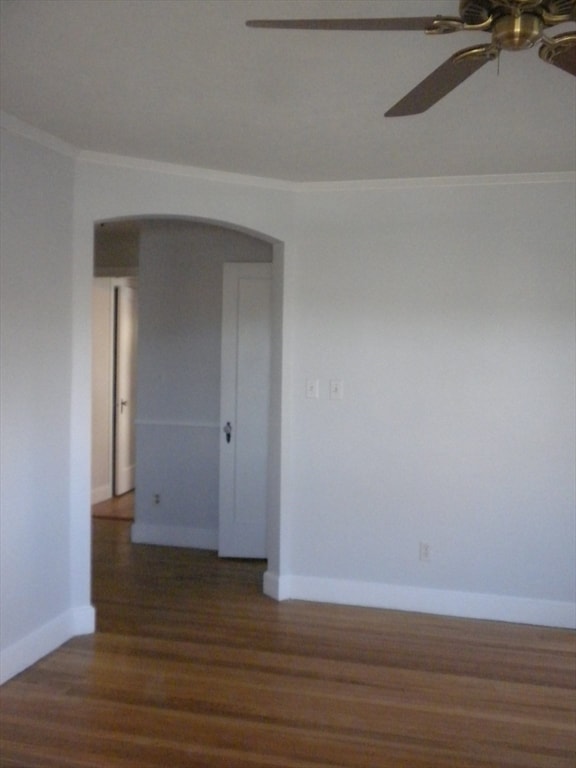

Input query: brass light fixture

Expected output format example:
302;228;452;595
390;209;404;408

492;12;544;49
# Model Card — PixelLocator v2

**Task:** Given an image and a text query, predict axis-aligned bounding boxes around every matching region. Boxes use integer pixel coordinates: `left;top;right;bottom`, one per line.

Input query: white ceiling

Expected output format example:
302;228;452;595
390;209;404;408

1;0;575;182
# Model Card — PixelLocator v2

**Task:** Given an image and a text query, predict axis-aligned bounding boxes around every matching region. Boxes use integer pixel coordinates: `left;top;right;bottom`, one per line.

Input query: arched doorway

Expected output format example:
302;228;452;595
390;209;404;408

91;216;284;563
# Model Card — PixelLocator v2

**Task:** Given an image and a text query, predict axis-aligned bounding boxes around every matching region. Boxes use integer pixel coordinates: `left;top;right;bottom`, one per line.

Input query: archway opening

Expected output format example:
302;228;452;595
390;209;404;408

90;215;285;593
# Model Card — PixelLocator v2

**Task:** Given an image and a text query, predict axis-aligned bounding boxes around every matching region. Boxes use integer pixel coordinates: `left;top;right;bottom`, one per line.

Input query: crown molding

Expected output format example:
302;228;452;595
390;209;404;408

3;111;573;192
77;149;297;192
298;171;576;193
0;111;78;158
76;150;576;192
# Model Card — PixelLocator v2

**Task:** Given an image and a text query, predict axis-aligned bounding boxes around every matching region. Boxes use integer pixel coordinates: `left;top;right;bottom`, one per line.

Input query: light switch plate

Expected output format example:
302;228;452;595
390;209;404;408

306;378;319;399
329;379;343;400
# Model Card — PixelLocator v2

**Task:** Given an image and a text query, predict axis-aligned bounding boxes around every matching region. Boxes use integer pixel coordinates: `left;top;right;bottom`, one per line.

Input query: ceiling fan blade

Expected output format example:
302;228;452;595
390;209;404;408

385;45;495;117
550;46;576;76
539;34;576;77
246;17;438;31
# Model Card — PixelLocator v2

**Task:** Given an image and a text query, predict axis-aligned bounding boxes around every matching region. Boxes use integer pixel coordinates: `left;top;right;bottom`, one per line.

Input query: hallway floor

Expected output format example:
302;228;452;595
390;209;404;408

91;492;135;521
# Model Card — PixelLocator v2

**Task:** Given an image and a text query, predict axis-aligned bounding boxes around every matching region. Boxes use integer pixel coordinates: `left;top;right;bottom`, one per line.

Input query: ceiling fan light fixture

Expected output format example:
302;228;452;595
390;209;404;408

492;13;544;49
247;0;576;116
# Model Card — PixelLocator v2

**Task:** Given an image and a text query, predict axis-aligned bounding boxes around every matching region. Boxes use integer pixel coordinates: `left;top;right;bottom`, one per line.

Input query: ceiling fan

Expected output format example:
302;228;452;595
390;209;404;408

246;0;576;116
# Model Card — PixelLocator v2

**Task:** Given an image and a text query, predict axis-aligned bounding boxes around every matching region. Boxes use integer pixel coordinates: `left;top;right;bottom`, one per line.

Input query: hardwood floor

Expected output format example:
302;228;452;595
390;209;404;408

91;492;135;520
1;519;575;767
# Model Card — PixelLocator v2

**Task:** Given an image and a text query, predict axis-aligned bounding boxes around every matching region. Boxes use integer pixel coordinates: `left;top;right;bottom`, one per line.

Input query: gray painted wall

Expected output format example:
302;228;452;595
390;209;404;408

132;220;272;548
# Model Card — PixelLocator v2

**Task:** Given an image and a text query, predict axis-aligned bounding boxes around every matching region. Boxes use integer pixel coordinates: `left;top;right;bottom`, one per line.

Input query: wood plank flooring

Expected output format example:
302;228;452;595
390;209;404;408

1;518;575;767
91;492;134;520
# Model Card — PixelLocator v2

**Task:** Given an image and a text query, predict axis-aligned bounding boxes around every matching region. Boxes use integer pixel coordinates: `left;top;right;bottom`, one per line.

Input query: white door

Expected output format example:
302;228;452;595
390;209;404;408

219;263;272;558
114;283;138;496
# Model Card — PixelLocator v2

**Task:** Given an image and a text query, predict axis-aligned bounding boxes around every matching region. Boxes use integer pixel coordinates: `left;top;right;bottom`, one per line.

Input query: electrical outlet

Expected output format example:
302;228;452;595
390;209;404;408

419;542;430;562
154;493;161;505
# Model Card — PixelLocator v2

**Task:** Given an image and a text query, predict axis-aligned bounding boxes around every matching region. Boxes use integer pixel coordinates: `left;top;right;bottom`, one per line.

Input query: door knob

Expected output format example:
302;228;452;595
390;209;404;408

223;422;232;443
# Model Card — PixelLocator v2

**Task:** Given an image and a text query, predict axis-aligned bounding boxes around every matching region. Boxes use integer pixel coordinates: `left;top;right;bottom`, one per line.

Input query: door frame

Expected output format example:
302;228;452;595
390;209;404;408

90;275;137;504
112;279;138;496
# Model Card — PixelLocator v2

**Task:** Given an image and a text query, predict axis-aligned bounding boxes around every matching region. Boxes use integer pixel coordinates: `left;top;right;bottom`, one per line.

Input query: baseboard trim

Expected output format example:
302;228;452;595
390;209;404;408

72;605;97;635
263;570;292;601
268;574;575;629
0;604;96;685
131;523;218;550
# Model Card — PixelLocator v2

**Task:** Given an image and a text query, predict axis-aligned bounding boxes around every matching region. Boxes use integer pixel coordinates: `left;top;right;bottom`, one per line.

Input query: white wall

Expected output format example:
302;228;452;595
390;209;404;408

287;177;575;625
71;157;575;629
0;125;95;684
2;122;573;687
132;220;272;548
